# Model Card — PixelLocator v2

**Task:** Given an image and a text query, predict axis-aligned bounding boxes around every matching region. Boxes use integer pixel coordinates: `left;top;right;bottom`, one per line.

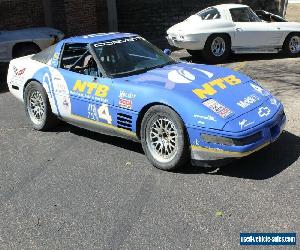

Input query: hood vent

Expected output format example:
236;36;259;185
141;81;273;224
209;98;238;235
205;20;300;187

117;113;132;131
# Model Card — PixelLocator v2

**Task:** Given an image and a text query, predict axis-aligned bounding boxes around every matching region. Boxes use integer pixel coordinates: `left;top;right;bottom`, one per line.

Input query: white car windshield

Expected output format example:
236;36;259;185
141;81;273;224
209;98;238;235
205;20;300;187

230;7;262;22
93;37;176;77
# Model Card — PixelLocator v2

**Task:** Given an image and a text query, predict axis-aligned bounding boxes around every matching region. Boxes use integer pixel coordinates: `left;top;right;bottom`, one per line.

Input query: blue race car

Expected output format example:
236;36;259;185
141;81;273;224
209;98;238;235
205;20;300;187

7;32;286;170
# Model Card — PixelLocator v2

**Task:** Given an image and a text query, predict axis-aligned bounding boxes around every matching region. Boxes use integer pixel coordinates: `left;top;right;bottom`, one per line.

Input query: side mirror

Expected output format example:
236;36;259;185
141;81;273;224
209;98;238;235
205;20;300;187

163;49;171;56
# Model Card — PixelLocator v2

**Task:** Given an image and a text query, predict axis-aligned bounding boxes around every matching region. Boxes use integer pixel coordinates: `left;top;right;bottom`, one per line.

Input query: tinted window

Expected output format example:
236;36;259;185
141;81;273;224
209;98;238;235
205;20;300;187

197;8;221;20
32;45;55;64
230;8;261;22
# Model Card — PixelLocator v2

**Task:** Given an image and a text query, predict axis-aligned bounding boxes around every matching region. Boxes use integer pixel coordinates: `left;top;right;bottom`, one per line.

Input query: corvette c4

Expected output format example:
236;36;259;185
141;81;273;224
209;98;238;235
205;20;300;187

7;32;286;170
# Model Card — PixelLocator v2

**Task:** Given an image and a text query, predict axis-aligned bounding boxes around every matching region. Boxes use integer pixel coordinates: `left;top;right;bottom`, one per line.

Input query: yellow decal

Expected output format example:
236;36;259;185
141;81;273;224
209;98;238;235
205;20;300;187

73;80;109;98
193;75;242;99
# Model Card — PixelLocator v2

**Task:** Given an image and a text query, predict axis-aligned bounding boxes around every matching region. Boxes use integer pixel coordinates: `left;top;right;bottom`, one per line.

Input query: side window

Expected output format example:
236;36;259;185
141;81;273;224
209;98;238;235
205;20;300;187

230;8;261;22
32;45;55;64
197;8;221;20
60;43;99;77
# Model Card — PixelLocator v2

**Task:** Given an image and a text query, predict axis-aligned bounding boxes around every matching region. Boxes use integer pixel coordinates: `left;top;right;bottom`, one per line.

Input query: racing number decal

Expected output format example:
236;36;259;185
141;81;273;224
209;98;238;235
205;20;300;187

97;104;112;124
88;103;112;124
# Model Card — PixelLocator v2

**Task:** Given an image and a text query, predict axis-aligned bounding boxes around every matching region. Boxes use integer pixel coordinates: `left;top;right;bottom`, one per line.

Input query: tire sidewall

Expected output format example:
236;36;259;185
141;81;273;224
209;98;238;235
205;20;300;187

283;33;300;57
141;105;189;170
24;81;50;130
202;34;231;63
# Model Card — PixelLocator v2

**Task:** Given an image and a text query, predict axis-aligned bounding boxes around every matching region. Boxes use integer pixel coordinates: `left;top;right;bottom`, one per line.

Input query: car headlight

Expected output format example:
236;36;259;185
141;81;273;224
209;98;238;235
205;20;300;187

201;132;262;146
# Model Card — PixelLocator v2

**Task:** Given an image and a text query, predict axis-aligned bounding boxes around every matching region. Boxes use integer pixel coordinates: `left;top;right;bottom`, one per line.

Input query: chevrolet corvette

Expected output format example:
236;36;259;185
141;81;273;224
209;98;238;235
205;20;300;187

7;32;286;170
167;4;300;63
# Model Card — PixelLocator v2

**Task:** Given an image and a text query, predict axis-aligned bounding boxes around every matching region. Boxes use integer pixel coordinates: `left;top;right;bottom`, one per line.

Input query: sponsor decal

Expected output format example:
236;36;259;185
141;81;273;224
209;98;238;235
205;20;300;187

119;98;132;109
193;68;214;79
195;138;200;146
193;75;242;99
62;98;69;110
168;69;195;84
239;119;254;129
119;90;136;99
203;99;233;118
13;66;26;76
237;94;260;108
250;83;269;96
83;32;119;38
194;114;217;122
53;53;59;60
258;107;271;117
94;36;144;48
270;97;280;107
71;80;109;101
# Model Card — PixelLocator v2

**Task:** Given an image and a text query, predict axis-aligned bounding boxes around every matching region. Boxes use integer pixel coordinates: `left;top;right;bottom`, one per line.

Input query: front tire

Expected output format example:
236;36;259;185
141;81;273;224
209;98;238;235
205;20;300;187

283;33;300;57
141;105;189;171
24;81;59;131
202;34;231;63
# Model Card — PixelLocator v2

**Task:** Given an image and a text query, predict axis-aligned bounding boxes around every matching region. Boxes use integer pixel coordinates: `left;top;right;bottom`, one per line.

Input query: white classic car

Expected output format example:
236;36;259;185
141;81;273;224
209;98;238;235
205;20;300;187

0;27;64;62
167;4;300;63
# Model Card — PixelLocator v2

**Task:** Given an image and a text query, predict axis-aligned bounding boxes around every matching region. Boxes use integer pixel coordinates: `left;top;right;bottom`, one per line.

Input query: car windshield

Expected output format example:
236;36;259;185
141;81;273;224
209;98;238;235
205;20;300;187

92;36;176;78
230;7;262;22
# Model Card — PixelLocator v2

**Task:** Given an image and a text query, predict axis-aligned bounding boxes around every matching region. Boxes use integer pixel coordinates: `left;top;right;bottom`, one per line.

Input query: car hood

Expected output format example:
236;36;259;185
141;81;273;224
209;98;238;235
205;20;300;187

127;62;273;130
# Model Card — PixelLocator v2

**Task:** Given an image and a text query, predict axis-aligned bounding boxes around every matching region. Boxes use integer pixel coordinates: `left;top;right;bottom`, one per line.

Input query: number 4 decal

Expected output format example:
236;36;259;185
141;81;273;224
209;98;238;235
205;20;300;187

97;104;112;124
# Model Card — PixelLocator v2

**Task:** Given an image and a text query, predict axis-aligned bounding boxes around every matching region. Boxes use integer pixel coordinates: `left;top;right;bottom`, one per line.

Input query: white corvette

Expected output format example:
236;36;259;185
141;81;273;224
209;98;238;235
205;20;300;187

167;4;300;63
0;27;64;62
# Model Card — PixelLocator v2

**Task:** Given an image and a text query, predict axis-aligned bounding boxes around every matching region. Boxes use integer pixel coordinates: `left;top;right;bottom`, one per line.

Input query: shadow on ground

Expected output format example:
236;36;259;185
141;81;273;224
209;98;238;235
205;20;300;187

53;121;299;180
177;131;300;180
177;50;296;65
0;63;8;93
53;122;144;155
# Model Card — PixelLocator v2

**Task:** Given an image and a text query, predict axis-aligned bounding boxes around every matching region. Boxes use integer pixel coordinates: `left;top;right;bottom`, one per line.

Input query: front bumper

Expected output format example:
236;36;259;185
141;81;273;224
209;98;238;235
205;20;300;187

189;108;286;166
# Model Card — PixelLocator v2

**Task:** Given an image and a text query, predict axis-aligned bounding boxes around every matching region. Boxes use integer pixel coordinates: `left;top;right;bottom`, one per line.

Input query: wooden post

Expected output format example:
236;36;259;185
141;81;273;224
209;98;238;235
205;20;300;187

106;0;118;31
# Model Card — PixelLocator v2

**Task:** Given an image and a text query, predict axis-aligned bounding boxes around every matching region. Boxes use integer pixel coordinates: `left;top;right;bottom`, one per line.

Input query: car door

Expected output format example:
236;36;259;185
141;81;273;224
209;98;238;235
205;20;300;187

56;42;116;129
230;7;283;49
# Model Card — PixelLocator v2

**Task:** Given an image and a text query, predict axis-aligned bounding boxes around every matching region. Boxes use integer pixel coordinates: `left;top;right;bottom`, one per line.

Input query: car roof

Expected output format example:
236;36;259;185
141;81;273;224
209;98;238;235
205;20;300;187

214;4;249;10
62;32;139;44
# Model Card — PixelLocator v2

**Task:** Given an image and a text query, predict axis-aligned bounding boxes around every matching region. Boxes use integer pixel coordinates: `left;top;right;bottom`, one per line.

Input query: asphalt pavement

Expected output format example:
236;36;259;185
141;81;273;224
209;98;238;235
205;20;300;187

0;53;299;249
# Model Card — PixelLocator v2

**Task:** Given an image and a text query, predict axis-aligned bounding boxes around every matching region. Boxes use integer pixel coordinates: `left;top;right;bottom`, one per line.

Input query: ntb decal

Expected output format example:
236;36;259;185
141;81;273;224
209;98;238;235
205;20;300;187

193;75;241;99
71;80;109;101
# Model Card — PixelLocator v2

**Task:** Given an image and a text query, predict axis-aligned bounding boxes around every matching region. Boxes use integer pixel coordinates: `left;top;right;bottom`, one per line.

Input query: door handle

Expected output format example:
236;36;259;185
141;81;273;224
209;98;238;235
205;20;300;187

236;28;243;32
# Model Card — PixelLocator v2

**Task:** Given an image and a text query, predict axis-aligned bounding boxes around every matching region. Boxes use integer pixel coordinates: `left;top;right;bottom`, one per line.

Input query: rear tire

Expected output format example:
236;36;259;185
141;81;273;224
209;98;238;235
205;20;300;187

202;34;231;64
141;105;189;171
24;81;59;131
282;33;300;57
